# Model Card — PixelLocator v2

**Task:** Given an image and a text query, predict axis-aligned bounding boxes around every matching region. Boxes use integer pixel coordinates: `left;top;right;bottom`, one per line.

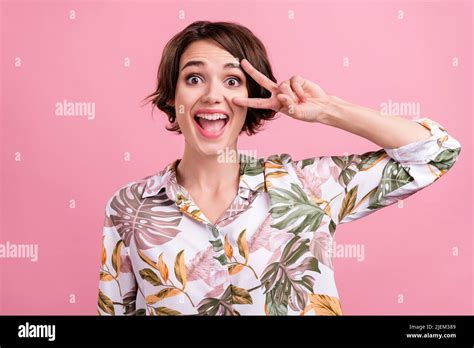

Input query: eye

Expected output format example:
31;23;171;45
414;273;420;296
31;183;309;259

184;74;242;87
185;74;203;85
225;77;242;87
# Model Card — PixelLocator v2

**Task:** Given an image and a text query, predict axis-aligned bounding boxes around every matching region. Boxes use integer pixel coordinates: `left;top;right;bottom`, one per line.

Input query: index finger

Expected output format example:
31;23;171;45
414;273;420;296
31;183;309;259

240;58;278;92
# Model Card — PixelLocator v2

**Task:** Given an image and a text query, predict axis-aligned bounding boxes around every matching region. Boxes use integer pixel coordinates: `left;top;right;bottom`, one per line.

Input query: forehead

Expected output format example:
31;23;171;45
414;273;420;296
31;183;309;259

179;40;238;68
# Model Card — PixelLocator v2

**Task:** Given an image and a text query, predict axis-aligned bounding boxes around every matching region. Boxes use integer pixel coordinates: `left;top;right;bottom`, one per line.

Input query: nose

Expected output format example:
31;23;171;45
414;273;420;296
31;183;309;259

201;79;225;104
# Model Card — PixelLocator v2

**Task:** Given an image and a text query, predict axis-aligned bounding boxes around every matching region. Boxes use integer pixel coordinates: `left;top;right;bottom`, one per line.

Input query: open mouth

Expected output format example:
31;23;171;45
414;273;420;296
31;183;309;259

193;112;230;138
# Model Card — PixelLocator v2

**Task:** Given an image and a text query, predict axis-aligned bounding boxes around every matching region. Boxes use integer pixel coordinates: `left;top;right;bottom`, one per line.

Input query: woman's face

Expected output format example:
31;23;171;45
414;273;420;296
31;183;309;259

173;39;248;157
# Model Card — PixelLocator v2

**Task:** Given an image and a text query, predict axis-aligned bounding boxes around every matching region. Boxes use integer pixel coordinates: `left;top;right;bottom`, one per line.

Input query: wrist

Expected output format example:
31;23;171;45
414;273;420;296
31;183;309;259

318;95;351;125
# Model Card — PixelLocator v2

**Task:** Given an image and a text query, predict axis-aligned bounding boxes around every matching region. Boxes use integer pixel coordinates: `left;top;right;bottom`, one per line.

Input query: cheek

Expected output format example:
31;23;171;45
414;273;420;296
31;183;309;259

230;87;248;130
236;83;248;97
232;109;247;133
174;86;197;118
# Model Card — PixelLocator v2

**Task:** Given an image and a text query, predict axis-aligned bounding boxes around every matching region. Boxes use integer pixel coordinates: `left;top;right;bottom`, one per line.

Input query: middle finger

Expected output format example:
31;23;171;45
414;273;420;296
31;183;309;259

240;59;279;92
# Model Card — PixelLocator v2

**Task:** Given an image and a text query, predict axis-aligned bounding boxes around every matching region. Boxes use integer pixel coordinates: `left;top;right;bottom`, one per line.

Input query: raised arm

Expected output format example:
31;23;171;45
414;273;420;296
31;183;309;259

292;116;461;226
232;58;461;229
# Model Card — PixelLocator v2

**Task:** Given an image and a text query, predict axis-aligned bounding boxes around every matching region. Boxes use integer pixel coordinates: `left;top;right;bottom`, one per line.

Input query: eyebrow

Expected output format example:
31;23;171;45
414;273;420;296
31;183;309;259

180;60;242;72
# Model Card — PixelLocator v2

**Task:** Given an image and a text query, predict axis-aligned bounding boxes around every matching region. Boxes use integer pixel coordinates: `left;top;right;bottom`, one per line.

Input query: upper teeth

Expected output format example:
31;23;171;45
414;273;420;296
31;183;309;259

196;113;228;120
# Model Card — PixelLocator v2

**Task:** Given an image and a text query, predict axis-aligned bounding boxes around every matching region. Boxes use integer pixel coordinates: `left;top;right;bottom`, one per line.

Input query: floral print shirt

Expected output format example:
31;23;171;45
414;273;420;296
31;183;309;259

97;117;461;316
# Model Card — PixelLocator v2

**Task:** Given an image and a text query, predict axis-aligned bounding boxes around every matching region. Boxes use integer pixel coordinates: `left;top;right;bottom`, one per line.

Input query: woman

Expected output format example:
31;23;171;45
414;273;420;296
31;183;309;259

97;21;461;316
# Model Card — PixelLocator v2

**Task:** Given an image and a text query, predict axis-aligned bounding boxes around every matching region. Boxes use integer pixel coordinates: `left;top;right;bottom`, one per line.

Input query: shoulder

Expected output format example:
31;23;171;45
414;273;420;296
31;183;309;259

104;170;165;215
264;153;293;165
102;171;166;245
262;153;302;190
264;153;300;174
262;153;338;192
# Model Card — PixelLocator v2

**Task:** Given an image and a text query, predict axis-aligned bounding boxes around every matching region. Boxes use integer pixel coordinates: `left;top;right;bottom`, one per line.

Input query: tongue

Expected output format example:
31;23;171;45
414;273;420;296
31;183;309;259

198;118;226;133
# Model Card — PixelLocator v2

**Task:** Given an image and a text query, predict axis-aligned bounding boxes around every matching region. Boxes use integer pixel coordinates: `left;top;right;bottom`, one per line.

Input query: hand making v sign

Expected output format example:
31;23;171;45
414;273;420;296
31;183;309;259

232;58;331;123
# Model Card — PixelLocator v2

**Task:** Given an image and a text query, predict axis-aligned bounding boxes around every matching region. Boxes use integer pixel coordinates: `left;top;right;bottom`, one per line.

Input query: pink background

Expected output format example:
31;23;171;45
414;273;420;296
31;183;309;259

1;0;472;315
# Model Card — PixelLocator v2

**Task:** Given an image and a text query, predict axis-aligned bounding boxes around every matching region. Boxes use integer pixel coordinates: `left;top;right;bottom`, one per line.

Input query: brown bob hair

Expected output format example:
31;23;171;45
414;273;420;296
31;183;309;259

142;21;278;135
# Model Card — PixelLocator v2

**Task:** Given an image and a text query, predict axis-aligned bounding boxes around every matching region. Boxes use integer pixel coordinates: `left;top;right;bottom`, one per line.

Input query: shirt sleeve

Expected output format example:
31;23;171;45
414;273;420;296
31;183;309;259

97;198;138;315
291;117;461;226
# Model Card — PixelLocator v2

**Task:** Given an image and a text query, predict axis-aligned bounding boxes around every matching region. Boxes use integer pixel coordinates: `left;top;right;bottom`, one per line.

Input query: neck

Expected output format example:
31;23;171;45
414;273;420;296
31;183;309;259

176;146;240;195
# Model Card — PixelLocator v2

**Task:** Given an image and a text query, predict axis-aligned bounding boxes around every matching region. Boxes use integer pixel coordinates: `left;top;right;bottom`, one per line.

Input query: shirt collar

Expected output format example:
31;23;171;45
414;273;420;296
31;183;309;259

141;154;265;201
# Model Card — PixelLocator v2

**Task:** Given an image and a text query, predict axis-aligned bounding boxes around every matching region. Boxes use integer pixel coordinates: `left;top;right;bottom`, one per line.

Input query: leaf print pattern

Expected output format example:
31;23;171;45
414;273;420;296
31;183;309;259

186;245;228;297
100;240;126;288
269;183;327;234
157;253;169;282
332;152;420;223
240;158;264;176
202;283;225;299
300;293;343;316
110;184;182;250
119;252;133;273
98;117;461;315
150;307;183;316
290;118;462;226
139;268;162;286
98;220;138;315
357;149;388;171
174;250;187;289
225;230;258;279
261;236;320;314
338;186;358;223
237;230;250;262
367;160;414;209
111;240;123;277
101;235;107;266
197;284;253;316
186;245;215;282
138;249;195;314
309;232;334;270
331;154;359;188
429;148;461;172
248;213;273;253
122;290;138;315
175;193;207;223
295;156;340;200
98;289;115;315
